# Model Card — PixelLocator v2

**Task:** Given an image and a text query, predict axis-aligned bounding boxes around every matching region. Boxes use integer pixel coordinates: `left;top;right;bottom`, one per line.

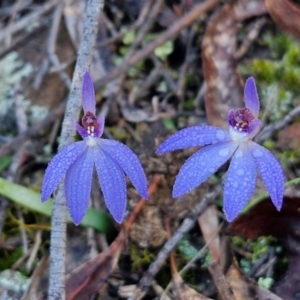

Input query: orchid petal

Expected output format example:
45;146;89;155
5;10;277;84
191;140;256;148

173;141;238;197
41;141;86;202
100;139;148;199
247;119;262;140
75;122;88;139
82;71;96;114
249;142;284;210
97;116;105;137
244;77;260;118
65;148;94;225
156;125;230;153
224;144;257;222
94;147;127;223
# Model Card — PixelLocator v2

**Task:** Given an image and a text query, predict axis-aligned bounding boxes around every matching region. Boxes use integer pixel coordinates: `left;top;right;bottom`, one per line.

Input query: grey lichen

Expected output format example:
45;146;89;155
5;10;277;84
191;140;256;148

0;51;49;135
0;269;30;295
0;51;32;116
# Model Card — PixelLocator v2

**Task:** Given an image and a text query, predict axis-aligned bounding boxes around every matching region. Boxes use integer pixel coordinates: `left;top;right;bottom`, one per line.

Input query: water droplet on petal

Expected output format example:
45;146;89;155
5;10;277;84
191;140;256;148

218;148;229;157
234;146;244;158
216;130;225;141
252;148;263;158
237;169;244;176
200;161;206;166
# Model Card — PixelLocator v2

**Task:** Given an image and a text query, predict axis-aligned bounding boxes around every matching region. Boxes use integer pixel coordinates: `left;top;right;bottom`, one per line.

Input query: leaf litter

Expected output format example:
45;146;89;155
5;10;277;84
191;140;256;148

0;0;300;299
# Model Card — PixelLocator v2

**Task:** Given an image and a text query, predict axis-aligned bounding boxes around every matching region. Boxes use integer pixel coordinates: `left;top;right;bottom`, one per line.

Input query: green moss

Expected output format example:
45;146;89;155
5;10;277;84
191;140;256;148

244;33;300;121
263;34;293;58
0;247;23;270
162;117;177;131
107;126;130;140
232;236;276;262
279;148;300;165
154;40;174;60
129;243;154;271
240;258;252;274
200;251;212;269
258;277;274;289
123;29;136;45
231;236;246;247
183;98;195;110
178;238;198;261
251;236;276;260
0;155;12;172
246;34;300;166
250;59;281;84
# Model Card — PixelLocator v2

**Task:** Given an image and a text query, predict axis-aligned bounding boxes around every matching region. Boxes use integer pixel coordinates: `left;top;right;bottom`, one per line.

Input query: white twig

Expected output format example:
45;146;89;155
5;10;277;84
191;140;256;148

256;105;300;143
48;0;104;299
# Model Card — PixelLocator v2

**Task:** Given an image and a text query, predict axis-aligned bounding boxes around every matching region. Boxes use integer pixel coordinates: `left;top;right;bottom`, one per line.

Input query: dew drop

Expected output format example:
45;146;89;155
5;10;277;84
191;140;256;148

218;148;229;157
235;149;244;158
216;130;225;141
252;148;263;158
66;152;73;158
237;169;244;176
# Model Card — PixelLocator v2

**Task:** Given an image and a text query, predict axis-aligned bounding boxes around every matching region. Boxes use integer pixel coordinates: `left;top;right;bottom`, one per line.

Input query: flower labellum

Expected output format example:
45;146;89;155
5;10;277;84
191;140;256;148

42;71;149;225
156;77;285;222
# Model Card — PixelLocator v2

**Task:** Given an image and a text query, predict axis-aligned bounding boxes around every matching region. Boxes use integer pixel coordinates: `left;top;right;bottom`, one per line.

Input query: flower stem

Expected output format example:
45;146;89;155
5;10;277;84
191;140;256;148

48;1;104;299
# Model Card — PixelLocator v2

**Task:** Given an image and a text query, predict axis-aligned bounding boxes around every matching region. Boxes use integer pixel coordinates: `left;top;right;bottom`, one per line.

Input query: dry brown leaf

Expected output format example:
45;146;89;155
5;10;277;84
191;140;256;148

277;123;300;149
172;272;214;300
230;197;300;299
226;260;282;300
217;236;282;300
198;205;220;261
265;0;300;41
226;260;258;300
65;231;125;300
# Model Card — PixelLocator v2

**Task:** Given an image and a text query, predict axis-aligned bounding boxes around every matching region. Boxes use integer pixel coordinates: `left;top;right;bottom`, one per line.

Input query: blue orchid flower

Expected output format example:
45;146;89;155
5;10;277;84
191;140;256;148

156;77;284;221
42;71;148;225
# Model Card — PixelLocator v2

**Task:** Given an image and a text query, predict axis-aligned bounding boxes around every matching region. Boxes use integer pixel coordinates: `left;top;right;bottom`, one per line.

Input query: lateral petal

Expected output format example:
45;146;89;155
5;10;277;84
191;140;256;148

82;71;96;114
97;116;105;137
65;148;94;225
99;139;148;200
41;141;86;202
173;141;238;197
94;147;127;223
249;142;285;211
244;77;260;118
156;125;231;153
75;122;89;139
223;143;257;222
247;119;262;140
